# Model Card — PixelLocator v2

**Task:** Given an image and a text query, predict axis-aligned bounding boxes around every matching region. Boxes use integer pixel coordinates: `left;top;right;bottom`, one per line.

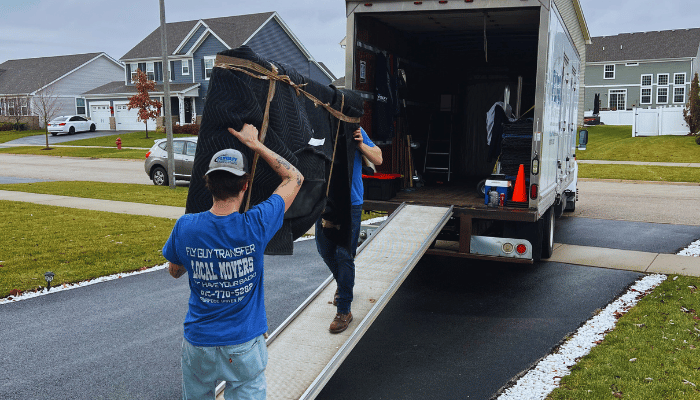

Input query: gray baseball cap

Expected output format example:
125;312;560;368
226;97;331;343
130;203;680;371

206;149;248;176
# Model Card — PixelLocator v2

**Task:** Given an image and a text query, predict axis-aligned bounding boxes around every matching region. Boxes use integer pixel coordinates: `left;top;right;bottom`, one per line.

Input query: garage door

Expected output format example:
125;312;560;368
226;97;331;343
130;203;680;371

90;104;111;130
114;103;157;132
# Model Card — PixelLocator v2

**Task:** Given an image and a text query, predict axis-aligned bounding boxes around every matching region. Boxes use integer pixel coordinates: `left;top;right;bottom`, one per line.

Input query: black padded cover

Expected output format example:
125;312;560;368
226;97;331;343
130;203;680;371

185;46;362;255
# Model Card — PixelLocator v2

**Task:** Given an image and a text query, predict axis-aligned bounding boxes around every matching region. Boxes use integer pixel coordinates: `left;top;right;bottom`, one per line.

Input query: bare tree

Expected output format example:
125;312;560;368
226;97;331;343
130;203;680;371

33;84;61;149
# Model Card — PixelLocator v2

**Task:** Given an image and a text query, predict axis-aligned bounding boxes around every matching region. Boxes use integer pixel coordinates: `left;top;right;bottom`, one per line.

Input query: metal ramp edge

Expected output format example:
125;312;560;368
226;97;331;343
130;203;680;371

228;203;453;400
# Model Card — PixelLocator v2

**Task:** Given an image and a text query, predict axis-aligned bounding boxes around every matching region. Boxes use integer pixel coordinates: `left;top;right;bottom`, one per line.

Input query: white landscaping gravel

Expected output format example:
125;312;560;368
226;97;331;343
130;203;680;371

678;239;700;257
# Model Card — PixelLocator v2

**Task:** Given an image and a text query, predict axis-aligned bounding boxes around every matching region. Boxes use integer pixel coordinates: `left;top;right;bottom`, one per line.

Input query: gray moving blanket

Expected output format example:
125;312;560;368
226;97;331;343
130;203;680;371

185;46;363;255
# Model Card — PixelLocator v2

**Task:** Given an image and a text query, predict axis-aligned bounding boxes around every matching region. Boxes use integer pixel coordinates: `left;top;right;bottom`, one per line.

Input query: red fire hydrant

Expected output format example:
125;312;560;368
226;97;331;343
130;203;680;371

116;137;122;150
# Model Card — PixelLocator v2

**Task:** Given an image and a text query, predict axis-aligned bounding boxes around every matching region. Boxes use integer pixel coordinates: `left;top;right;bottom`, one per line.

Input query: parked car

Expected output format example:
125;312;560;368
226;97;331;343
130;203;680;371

144;137;198;186
47;115;96;135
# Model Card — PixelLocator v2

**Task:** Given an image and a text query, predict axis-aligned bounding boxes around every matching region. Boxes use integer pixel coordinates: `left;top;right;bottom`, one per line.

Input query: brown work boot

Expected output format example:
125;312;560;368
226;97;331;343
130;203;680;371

329;312;353;334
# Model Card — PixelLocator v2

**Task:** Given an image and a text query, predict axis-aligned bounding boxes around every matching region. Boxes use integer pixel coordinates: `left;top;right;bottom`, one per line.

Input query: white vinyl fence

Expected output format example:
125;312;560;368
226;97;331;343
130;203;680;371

632;106;689;137
585;106;690;136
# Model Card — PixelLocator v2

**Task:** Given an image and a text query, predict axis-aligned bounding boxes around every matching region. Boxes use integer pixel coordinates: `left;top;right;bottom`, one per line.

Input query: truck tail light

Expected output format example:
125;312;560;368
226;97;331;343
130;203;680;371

145;151;151;159
59;123;66;126
530;184;538;199
516;243;527;255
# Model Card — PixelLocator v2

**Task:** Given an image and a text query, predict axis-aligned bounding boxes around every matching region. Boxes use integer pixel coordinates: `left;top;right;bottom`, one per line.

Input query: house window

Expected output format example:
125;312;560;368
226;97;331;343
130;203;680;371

182;60;190;75
641;88;652;104
674;73;686;85
641;74;652;86
674;87;685;103
130;63;138;83
204;56;215;80
76;98;86;115
626;62;639;67
604;64;615;79
609;89;626;110
146;62;155;81
658;73;669;86
657;87;668;104
0;99;4;115
7;98;15;115
20;98;28;115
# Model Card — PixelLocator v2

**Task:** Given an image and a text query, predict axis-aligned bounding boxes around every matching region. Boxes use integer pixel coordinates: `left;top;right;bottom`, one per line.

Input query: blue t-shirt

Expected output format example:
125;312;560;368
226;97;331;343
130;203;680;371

351;127;376;206
162;194;285;347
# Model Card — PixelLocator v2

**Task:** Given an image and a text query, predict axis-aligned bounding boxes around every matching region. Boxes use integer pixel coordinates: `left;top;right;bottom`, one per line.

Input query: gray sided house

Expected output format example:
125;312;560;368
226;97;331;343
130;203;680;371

584;28;700;112
0;53;124;128
84;11;336;132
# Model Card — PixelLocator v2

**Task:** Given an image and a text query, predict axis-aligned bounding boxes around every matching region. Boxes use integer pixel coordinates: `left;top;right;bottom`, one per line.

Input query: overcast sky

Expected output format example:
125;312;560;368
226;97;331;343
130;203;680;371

1;0;697;79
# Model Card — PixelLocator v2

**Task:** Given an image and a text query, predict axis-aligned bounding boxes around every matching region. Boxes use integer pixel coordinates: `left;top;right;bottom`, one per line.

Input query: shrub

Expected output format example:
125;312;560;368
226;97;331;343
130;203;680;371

0;122;13;131
695;135;700;145
172;123;200;135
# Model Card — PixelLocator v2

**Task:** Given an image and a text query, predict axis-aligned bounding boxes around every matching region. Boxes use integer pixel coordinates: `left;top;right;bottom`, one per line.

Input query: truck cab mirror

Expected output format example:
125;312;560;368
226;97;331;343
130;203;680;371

577;129;588;150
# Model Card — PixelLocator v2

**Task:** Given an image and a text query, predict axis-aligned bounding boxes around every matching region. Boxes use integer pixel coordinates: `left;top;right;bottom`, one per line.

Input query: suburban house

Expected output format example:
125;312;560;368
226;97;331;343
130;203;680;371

584;28;700;112
0;53;124;128
83;11;336;131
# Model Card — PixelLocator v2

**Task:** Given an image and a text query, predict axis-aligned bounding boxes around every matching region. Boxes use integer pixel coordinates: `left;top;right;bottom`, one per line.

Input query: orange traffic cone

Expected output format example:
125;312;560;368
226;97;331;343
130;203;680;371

512;164;527;202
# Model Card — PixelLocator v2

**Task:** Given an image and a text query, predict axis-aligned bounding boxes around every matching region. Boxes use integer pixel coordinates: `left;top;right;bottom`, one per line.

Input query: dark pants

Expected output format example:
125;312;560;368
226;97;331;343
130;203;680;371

315;205;363;314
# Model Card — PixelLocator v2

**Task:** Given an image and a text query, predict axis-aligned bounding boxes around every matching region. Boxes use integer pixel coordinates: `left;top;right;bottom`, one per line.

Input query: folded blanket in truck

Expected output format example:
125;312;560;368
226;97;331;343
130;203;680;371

185;46;363;255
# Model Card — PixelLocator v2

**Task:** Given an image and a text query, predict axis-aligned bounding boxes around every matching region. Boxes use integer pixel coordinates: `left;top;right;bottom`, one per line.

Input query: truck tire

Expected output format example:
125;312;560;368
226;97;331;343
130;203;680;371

525;217;544;262
541;207;555;259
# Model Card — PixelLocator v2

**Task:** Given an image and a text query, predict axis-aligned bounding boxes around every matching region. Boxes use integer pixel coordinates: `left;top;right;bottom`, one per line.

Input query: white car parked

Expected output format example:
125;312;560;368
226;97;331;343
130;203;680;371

47;115;96;136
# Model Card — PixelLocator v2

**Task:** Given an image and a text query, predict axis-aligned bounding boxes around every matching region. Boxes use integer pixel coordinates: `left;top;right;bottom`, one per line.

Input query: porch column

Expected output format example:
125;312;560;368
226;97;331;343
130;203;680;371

191;97;196;124
178;94;185;125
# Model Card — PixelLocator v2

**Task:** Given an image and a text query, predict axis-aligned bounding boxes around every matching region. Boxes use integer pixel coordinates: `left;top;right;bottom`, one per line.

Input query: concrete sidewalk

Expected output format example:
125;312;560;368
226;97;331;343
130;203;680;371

3;188;700;277
0;190;184;219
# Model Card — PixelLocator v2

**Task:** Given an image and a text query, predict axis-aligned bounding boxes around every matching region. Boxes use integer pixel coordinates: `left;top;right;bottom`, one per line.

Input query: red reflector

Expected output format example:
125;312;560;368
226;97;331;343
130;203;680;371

414;1;422;4
145;151;151;159
530;184;538;199
439;0;448;3
364;3;372;6
465;0;474;2
516;244;527;254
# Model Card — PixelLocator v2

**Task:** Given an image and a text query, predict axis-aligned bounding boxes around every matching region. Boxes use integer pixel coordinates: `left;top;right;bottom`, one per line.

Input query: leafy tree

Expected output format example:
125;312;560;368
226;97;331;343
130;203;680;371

127;69;161;138
683;72;700;136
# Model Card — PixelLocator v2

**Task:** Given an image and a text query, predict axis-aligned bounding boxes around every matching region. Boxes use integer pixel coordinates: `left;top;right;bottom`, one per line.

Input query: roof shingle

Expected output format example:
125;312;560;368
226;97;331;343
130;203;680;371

121;12;274;60
0;53;108;94
587;28;700;63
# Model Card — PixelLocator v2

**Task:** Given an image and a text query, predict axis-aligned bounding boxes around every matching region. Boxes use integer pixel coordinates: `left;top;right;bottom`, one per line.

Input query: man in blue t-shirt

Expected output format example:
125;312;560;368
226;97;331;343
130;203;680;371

163;123;303;400
316;127;383;334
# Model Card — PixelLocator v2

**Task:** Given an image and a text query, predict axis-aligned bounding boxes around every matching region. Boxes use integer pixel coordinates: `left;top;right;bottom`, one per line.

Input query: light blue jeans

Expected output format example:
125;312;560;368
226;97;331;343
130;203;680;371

181;335;267;400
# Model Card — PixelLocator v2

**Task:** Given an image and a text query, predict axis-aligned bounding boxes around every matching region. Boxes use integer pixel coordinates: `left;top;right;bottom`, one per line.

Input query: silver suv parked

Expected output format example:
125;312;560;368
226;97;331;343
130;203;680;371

144;137;198;186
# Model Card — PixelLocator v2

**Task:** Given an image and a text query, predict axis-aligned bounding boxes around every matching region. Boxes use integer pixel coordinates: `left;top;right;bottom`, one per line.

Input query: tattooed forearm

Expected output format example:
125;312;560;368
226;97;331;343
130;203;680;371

275;156;292;170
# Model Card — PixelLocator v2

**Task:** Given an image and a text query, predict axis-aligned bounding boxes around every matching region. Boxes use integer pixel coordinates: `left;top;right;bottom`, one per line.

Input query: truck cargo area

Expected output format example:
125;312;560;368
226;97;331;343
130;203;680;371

354;6;542;192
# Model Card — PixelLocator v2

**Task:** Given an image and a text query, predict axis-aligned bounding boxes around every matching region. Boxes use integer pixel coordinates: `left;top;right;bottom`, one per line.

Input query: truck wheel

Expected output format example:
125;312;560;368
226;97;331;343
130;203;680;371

526;218;544;262
541;207;555;259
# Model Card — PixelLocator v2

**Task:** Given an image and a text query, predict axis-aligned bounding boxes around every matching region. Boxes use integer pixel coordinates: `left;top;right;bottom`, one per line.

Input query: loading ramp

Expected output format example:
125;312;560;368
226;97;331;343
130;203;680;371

215;203;452;399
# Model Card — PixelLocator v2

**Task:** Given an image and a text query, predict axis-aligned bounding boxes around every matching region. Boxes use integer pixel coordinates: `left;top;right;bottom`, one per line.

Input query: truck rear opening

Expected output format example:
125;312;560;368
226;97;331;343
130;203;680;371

347;1;584;261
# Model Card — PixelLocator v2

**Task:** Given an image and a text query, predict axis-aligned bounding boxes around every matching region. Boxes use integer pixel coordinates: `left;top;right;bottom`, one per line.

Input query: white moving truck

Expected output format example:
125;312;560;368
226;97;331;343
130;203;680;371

346;0;590;261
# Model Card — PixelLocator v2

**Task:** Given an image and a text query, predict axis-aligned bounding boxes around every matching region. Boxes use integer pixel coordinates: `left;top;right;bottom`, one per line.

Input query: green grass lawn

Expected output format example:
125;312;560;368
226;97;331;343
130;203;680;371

0;130;46;143
578;125;700;162
0;181;189;206
0;145;146;159
0;200;174;298
579;164;700;183
62;131;195;148
548;275;700;399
